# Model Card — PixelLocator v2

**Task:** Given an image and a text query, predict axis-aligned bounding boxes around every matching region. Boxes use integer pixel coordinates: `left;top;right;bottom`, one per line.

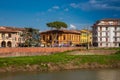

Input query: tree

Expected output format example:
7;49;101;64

20;27;40;47
46;21;68;47
46;21;67;30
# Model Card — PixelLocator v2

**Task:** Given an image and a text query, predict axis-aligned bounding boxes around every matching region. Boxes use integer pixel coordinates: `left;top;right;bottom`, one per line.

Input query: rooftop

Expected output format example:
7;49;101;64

101;18;120;21
0;26;24;33
40;29;81;34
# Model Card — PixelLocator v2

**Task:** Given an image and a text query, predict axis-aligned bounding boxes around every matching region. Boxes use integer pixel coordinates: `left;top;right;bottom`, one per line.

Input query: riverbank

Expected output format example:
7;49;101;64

0;50;120;72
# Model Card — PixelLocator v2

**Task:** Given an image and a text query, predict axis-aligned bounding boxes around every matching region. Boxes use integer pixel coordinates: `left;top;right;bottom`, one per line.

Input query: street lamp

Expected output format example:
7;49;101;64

86;26;89;49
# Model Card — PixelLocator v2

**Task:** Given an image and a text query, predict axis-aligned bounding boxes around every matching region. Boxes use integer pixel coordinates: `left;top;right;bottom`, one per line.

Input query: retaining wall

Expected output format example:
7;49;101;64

0;47;81;57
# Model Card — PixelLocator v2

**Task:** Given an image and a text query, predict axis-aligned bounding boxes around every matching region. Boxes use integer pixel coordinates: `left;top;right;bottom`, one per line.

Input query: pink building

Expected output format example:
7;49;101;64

0;26;24;47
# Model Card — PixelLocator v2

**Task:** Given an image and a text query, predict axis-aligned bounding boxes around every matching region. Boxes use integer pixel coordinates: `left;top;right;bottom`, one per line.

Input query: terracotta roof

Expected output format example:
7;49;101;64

0;26;24;33
40;29;81;34
101;18;120;21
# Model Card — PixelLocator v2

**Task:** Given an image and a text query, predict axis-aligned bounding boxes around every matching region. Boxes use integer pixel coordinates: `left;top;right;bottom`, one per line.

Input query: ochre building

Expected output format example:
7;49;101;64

80;29;92;46
40;30;81;47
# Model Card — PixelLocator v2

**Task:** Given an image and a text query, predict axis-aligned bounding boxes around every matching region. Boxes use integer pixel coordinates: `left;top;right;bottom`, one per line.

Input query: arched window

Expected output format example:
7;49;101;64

1;41;6;47
7;41;12;47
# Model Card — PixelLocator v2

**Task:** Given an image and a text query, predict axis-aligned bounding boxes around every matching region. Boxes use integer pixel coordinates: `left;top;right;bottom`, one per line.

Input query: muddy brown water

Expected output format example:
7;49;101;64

0;69;120;80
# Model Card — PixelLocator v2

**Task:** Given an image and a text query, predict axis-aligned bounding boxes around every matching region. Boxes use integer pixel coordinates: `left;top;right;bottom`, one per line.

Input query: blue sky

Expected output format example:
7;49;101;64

0;0;120;31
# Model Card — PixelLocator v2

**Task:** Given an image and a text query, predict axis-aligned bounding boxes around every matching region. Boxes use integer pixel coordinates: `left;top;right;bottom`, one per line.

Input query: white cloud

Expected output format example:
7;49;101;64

52;6;60;9
48;6;60;12
70;3;79;8
70;0;120;11
70;24;77;30
64;8;69;11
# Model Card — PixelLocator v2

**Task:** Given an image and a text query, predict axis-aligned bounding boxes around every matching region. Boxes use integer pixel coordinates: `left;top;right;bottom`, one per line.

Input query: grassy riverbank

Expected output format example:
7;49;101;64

0;50;120;72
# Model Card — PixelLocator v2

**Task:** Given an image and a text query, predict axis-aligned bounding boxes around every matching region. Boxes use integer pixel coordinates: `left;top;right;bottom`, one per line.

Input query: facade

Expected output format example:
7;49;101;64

80;29;92;46
92;19;120;47
0;26;24;47
40;29;81;47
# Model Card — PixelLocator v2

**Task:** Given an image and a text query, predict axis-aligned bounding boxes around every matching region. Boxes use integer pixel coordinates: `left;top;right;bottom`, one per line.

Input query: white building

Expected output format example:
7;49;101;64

92;19;120;47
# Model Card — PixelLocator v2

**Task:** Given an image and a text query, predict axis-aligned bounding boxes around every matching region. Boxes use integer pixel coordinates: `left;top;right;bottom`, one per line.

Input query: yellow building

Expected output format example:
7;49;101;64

80;29;92;46
40;30;81;47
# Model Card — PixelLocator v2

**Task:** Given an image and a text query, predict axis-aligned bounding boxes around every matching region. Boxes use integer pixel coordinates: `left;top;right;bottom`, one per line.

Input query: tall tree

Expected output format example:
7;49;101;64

47;21;67;30
20;28;40;47
46;21;68;46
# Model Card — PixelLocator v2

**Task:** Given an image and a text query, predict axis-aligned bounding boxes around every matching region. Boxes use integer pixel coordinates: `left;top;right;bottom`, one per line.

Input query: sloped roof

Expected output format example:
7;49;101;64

80;29;92;33
0;26;24;33
101;18;120;21
40;29;81;34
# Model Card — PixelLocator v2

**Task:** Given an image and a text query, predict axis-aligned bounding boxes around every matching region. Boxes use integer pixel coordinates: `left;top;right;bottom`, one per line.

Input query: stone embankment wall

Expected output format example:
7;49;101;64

0;47;81;57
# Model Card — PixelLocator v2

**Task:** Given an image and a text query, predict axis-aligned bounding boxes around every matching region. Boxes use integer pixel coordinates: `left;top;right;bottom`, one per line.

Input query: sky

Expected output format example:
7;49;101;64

0;0;120;31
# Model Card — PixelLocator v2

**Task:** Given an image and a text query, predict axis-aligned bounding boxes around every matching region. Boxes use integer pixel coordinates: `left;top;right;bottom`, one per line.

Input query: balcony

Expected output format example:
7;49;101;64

98;36;109;38
97;30;109;32
113;30;120;32
97;41;110;43
113;36;120;38
113;41;120;43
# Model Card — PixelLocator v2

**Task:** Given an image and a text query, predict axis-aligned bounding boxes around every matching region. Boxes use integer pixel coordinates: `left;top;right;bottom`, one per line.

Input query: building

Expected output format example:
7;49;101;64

80;29;92;46
0;26;24;47
92;19;120;47
40;29;81;47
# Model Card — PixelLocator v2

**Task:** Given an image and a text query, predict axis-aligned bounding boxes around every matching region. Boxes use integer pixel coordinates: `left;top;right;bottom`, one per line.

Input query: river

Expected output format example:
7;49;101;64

0;69;120;80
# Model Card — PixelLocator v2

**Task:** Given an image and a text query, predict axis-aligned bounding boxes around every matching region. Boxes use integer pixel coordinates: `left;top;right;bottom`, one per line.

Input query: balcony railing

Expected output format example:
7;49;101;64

97;30;109;32
113;41;120;43
113;36;120;38
98;36;109;38
113;30;120;32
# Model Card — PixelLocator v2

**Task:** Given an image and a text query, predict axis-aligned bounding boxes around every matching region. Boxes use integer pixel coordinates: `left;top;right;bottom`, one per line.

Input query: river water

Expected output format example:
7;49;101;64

0;69;120;80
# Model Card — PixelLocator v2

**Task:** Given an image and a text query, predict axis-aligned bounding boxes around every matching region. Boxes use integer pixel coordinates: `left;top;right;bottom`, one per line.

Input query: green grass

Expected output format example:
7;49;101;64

0;51;120;67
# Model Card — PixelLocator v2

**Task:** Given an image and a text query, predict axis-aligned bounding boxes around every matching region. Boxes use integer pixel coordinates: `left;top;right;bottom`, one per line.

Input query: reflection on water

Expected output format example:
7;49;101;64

97;69;120;80
0;69;120;80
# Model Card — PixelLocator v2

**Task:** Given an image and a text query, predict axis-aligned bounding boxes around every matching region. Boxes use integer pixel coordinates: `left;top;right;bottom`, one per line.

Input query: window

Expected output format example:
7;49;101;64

106;32;108;36
115;43;117;46
106;38;108;42
106;43;108;46
100;43;102;46
63;35;65;40
115;37;117;41
43;35;45;41
106;27;108;30
57;35;59;40
8;33;11;38
2;33;5;38
49;35;52;41
115;27;117;31
100;38;102;41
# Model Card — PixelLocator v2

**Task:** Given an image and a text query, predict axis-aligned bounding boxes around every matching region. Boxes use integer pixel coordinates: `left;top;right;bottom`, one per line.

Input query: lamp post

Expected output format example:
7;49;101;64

86;27;89;50
86;31;89;49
